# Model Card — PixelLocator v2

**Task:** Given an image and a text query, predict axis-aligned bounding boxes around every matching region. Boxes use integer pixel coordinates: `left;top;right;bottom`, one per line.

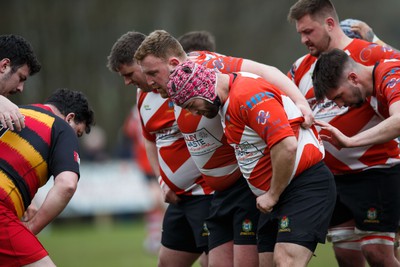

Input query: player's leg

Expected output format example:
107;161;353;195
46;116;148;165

274;242;313;267
158;201;204;267
257;213;277;267
231;178;259;267
329;220;366;267
198;252;208;267
361;242;399;267
258;251;274;266
351;166;400;266
207;177;259;267
158;245;201;267
234;244;258;267
330;174;366;267
209;241;234;266
272;162;336;267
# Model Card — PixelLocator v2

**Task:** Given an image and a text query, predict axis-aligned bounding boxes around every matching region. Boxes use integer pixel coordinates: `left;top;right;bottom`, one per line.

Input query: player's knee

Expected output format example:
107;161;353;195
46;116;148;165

273;250;296;267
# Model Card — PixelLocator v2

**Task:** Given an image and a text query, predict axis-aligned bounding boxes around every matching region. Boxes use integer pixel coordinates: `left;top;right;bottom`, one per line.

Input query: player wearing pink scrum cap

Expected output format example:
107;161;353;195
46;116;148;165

135;31;262;267
167;60;336;266
167;61;218;107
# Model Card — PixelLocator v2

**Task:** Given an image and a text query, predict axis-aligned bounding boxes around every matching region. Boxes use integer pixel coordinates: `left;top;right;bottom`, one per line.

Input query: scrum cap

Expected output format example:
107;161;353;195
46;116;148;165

340;19;362;39
167;60;217;106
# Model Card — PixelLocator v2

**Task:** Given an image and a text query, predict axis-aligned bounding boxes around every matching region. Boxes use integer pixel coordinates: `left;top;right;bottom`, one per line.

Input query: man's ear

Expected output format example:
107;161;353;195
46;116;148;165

65;113;76;123
325;17;336;31
348;72;358;85
0;58;10;73
169;57;180;68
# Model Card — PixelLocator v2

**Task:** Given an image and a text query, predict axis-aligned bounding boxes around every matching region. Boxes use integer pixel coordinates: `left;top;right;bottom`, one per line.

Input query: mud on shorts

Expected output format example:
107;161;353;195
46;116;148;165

161;194;213;253
257;162;336;253
206;177;260;250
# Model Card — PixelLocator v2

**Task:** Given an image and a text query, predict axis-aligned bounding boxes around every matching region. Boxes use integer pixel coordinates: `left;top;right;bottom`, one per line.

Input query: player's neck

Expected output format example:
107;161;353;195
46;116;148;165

45;104;64;118
216;73;229;103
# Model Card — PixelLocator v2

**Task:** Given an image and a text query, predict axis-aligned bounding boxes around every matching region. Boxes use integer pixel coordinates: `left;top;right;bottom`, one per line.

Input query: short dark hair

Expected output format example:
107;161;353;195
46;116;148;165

0;34;41;75
45;88;95;134
107;31;146;72
288;0;338;23
178;31;216;53
312;49;350;101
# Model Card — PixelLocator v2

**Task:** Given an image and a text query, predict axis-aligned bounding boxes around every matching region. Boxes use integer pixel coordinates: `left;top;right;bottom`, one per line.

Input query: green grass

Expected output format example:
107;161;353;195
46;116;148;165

38;216;338;267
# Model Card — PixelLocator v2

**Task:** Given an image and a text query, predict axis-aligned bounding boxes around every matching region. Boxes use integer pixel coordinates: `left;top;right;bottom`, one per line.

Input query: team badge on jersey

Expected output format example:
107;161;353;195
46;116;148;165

279;216;291;233
240;219;255;236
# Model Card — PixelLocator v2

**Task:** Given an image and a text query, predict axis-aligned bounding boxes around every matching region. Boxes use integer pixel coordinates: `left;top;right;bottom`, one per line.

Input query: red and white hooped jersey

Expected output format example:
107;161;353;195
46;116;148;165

371;59;400;119
221;73;324;196
174;106;242;191
170;51;244;191
289;39;400;174
137;89;213;196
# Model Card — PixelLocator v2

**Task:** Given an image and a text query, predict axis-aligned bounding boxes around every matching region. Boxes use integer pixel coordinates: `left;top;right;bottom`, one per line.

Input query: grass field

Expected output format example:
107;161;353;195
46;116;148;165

38;215;339;267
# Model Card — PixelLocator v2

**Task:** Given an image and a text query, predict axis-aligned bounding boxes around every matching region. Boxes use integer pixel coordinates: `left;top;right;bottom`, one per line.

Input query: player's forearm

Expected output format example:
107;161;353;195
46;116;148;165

349;115;400;147
268;137;297;200
144;139;160;177
28;174;77;234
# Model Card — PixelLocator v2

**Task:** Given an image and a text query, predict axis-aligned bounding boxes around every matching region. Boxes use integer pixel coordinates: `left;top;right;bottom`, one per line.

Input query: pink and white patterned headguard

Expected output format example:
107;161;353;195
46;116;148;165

167;60;217;106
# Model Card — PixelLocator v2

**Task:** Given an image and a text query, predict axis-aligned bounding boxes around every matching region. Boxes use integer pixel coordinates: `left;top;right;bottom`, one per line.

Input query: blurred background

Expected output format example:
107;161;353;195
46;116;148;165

2;1;399;266
3;0;399;155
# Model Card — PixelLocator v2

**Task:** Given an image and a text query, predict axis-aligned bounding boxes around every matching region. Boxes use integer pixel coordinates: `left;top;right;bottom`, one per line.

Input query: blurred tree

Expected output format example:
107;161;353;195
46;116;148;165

2;0;398;155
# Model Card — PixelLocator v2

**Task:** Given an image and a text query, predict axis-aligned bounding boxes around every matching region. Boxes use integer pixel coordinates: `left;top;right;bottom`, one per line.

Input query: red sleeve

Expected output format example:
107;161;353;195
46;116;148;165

378;64;400;107
235;78;295;148
190;51;243;73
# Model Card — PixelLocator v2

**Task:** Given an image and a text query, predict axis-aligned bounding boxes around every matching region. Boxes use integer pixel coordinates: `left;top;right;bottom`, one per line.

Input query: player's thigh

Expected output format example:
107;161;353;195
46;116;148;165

158;245;201;267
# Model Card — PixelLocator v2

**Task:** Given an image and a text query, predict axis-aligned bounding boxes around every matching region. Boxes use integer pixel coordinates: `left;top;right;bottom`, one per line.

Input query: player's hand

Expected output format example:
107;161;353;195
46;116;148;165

315;120;351;148
162;185;181;204
256;192;278;214
21;204;38;233
297;103;314;129
0;96;25;131
350;21;375;42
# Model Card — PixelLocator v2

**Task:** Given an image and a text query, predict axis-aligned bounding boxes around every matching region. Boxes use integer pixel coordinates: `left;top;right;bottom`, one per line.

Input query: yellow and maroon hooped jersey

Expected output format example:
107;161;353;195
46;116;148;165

0;104;80;218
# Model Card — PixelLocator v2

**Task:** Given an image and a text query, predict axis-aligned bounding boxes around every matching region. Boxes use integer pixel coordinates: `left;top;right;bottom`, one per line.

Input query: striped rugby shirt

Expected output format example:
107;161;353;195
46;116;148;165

0;104;80;218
